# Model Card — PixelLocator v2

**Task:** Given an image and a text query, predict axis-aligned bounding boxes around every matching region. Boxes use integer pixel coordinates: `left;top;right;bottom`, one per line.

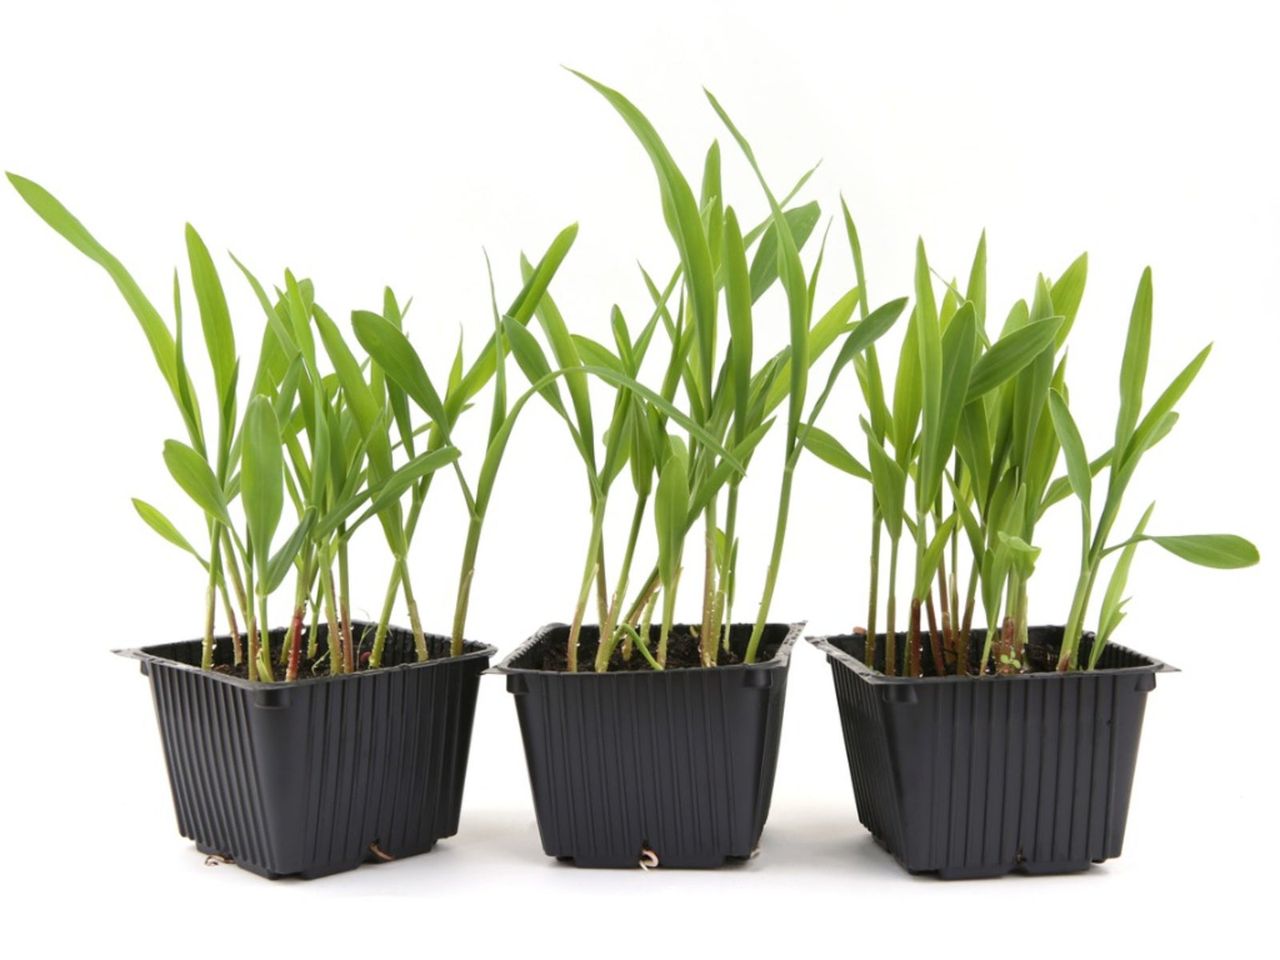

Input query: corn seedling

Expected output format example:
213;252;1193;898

506;74;903;673
811;217;1259;674
7;174;519;679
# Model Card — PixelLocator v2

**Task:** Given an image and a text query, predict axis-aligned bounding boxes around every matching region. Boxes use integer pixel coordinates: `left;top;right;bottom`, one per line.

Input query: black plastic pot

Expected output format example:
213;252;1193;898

495;622;801;868
118;623;494;879
809;627;1174;879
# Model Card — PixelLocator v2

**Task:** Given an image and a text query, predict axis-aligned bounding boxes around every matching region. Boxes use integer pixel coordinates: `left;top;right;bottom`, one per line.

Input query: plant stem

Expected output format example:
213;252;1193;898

623;567;660;628
700;497;718;667
451;514;483;658
370;566;400;669
285;603;305;682
1059;562;1098;672
400;558;428;662
865;509;881;670
885;535;899;676
925;591;945;676
257;594;274;682
717;483;741;654
745;465;795;664
595;495;647;672
202;543;220;671
907;597;923;677
322;561;344;676
936;557;955;672
566;499;607;672
656;571;680;668
338;531;353;669
957;562;978;676
246;607;259;683
594;539;610;627
219;581;241;666
220;528;250;665
306;584;320;660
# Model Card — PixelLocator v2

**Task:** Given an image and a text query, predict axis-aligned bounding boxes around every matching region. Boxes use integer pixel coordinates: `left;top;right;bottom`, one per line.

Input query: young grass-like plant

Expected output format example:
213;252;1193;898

810;215;1258;674
505;74;904;673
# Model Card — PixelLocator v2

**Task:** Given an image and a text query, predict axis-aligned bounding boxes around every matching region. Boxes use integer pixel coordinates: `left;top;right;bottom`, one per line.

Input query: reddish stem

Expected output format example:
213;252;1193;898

285;605;305;683
996;616;1018;676
925;593;945;676
907;599;923;677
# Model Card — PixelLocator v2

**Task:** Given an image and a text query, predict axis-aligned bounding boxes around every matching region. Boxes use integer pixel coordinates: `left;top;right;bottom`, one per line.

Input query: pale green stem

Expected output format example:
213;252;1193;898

595;495;648;672
400;558;428;662
566;499;607;673
745;465;795;664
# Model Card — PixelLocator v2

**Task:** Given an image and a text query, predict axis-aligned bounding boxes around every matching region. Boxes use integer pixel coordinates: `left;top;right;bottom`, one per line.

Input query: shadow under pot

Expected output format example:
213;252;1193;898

808;626;1174;880
118;623;494;879
495;622;801;868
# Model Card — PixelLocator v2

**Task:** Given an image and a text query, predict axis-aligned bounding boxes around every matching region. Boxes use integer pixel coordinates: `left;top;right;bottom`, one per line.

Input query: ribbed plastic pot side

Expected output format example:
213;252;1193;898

118;623;494;879
808;626;1176;879
495;622;802;868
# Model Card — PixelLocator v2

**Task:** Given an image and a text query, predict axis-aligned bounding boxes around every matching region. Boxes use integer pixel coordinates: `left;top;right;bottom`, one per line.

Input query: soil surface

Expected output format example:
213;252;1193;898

207;624;454;680
536;625;754;673
846;626;1080;677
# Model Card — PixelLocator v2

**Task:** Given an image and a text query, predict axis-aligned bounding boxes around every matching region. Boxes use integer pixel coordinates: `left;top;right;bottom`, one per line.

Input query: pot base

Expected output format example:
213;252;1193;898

810;627;1174;879
497;622;801;868
119;623;493;880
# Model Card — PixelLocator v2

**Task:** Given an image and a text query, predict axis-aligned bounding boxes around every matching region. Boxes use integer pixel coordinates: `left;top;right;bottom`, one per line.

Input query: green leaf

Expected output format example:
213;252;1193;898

573;71;716;394
966;230;987;330
571;334;624;374
914;514;958;599
522;258;595;468
798;297;908;457
184;224;237;412
452;222;579;417
1049;252;1088;347
655;439;690;589
689;417;775;519
131;498;208;568
503;317;569;419
997;531;1041;577
945;472;984;560
723;207;753;441
1093;502;1154;664
341;446;462;538
1047;389;1091;520
1115;267;1153;455
1121;343;1211;472
891;309;921;462
919;301;976;509
706;89;810;449
748;202;820;302
1148;534;1259;569
241;396;284;577
763;285;861;416
861;419;907;540
581;363;743;471
802;427;870;479
7;173;188;408
351;310;449;429
966;316;1064;401
263;507;317;594
162;440;232;528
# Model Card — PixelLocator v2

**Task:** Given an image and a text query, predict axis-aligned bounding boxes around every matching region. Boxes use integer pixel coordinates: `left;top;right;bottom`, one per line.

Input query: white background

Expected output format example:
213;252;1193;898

2;1;1276;955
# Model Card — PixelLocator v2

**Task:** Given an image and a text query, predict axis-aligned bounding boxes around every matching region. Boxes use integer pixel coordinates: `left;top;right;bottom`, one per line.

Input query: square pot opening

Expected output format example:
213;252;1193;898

819;626;1168;680
500;621;797;675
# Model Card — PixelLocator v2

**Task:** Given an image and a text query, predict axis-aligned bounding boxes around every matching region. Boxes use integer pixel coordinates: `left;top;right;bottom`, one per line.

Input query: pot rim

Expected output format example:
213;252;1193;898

491;621;804;677
807;627;1177;685
115;629;497;691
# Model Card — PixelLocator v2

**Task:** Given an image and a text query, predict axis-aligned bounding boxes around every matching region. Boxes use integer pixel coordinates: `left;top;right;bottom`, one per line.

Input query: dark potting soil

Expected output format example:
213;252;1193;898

850;625;1082;677
535;625;750;673
207;623;456;680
